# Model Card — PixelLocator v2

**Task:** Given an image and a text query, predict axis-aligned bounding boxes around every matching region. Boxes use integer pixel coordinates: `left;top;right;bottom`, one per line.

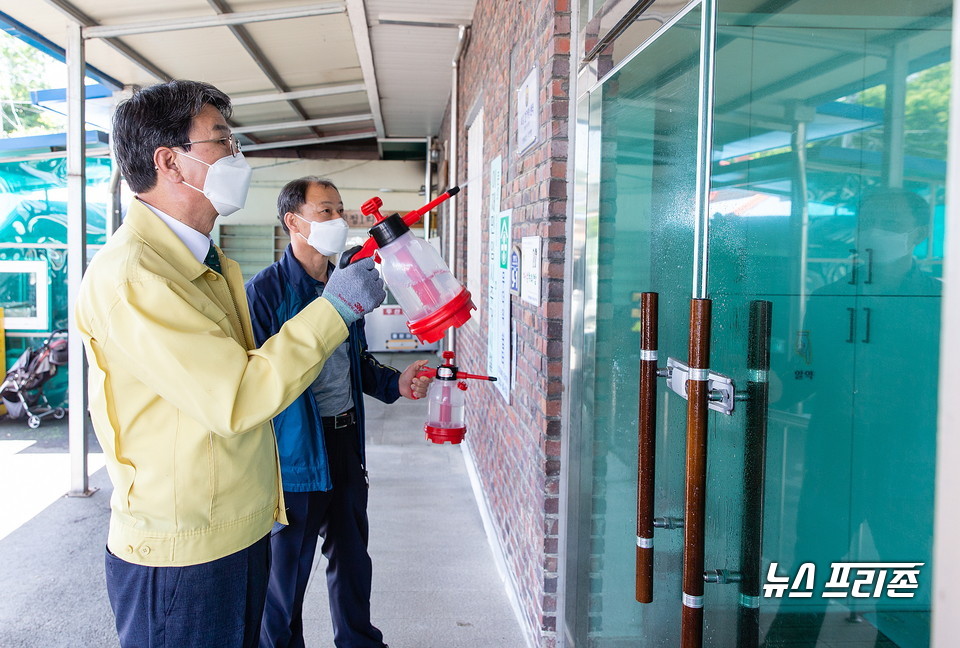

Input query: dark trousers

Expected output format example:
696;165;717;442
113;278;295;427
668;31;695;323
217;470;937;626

105;534;271;648
260;415;385;648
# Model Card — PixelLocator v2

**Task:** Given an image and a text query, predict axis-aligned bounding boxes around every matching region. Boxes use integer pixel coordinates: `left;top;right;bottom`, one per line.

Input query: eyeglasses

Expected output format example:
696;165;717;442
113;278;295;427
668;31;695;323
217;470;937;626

171;135;242;156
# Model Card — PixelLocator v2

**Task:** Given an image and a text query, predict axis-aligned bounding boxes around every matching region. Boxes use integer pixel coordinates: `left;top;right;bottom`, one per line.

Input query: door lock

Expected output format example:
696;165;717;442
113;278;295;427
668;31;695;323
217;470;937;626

664;357;736;415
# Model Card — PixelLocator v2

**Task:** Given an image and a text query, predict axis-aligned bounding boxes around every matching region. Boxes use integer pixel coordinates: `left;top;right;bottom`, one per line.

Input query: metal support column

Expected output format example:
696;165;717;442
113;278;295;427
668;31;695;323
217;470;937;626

884;42;908;189
790;109;811;325
445;25;467;353
67;22;95;497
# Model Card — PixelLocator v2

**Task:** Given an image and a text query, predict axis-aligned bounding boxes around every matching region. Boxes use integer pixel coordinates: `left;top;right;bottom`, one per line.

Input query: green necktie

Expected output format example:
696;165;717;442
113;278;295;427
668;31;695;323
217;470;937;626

204;242;222;275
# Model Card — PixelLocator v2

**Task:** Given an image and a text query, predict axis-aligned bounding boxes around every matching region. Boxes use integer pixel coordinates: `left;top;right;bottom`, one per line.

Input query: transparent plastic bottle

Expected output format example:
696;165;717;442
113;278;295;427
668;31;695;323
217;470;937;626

370;214;474;343
418;351;497;444
424;375;467;442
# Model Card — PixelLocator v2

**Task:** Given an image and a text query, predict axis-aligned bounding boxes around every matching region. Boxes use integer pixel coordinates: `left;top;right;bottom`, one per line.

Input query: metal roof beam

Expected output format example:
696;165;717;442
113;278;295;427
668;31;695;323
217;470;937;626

378;137;430;143
82;3;345;39
233;113;373;135
345;0;386;146
231;84;366;106
0;149;111;164
377;14;465;29
242;130;377;152
205;0;323;137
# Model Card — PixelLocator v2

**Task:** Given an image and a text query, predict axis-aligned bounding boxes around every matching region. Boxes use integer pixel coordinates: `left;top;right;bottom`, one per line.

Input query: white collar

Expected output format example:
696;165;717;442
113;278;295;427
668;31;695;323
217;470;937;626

137;198;213;264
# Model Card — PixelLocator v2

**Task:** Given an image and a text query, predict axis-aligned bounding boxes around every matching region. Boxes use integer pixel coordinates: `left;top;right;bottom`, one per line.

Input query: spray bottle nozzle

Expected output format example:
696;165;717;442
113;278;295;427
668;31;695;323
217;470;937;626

416;351;496;383
339;186;462;269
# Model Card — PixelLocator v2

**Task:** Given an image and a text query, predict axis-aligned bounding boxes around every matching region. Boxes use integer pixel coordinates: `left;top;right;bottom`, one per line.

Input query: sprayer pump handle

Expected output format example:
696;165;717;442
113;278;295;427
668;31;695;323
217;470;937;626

361;196;384;216
338;238;380;268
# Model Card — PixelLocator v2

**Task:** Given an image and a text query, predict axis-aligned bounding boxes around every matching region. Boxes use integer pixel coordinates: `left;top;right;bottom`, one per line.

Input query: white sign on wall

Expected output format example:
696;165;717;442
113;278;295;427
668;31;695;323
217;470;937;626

486;159;511;400
520;236;542;306
465;109;485;311
489;155;502;215
517;67;539;153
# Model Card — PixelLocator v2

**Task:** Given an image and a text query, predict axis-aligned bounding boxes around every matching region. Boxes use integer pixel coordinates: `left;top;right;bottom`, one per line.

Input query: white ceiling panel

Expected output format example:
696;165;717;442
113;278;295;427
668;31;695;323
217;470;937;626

116;28;274;91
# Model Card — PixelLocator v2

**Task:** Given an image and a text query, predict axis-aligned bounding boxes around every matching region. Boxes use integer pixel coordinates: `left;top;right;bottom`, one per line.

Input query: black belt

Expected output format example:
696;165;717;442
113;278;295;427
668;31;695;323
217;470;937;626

321;408;356;430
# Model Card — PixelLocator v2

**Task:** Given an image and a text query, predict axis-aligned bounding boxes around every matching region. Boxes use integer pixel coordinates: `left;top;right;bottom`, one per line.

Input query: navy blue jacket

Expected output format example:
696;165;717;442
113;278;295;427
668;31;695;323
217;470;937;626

245;245;401;492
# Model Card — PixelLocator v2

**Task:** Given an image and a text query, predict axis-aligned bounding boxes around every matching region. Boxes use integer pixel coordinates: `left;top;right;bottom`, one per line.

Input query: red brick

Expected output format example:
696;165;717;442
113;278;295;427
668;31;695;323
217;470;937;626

438;1;572;645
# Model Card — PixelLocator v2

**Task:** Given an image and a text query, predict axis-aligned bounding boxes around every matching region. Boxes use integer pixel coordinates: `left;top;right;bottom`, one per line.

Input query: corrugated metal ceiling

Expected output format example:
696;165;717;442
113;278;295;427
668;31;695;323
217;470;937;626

0;0;477;159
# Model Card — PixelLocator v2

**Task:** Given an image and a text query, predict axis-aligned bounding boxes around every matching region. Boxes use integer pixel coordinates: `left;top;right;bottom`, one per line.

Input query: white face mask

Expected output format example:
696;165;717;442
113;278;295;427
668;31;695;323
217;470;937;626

296;215;349;256
860;227;916;264
178;151;252;216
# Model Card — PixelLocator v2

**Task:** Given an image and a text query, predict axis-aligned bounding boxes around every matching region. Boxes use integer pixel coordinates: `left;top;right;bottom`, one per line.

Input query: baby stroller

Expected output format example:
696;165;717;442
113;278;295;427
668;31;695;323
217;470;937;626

1;329;68;429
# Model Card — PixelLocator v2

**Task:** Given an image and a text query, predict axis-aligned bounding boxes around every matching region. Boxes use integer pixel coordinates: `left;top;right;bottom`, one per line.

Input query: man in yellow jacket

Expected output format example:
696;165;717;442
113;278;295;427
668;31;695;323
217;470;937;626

75;80;386;648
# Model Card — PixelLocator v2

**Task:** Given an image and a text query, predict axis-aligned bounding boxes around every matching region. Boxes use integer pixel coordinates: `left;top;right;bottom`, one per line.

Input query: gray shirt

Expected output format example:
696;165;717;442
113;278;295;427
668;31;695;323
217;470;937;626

310;282;354;416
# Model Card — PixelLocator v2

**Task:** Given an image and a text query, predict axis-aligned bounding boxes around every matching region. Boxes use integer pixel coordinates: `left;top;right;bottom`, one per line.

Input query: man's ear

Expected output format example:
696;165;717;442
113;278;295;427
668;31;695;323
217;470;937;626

284;211;301;235
153;147;181;181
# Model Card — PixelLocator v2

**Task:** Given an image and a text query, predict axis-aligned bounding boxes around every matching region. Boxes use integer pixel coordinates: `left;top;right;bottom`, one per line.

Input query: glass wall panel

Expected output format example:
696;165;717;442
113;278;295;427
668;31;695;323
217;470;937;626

706;1;949;646
0;156;111;407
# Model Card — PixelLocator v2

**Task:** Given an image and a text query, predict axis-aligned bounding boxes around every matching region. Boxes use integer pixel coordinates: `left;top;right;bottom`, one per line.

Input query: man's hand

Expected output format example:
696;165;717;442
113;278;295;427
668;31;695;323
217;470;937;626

322;257;386;325
399;359;433;400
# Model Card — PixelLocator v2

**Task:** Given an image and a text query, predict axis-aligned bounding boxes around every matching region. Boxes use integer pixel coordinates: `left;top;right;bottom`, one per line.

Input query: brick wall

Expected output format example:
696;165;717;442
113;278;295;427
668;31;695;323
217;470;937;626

438;1;571;646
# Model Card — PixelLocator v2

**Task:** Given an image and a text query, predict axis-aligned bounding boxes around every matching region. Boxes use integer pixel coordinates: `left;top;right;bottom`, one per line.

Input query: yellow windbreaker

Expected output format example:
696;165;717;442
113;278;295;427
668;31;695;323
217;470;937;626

75;200;347;567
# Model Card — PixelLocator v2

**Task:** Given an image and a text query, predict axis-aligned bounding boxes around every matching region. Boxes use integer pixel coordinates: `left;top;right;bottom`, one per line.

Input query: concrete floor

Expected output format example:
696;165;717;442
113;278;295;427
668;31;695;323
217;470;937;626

0;351;526;648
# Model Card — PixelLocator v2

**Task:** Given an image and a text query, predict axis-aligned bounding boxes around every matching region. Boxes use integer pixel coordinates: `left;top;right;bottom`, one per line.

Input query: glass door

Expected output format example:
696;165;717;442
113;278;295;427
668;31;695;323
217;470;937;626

567;1;950;646
570;4;704;646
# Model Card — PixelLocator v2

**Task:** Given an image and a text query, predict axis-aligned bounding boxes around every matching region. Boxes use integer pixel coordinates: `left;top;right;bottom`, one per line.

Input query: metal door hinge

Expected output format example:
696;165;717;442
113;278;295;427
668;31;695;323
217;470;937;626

664;357;736;415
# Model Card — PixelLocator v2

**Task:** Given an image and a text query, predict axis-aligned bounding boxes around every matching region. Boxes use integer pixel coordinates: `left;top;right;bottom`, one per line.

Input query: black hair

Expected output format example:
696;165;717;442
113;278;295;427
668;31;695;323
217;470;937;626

276;176;339;233
112;80;232;193
860;188;930;231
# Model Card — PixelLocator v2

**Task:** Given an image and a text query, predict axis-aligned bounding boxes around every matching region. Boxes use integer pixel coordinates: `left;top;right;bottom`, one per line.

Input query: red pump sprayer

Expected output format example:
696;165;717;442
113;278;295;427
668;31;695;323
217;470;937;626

339;186;475;344
417;351;497;444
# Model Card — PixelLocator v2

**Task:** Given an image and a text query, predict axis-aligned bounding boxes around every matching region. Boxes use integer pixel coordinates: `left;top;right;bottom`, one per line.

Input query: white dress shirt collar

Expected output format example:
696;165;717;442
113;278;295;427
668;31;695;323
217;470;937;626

137;198;213;264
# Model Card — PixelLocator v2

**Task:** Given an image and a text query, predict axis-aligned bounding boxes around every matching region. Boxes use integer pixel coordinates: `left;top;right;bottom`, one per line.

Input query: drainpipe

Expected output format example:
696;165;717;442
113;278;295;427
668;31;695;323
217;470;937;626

446;24;468;352
423;136;433;236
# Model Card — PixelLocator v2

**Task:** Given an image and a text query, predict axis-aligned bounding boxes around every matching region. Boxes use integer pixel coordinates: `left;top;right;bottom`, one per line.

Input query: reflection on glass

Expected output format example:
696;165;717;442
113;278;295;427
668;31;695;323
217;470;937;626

572;0;950;646
708;2;949;647
0;273;38;318
763;188;940;647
